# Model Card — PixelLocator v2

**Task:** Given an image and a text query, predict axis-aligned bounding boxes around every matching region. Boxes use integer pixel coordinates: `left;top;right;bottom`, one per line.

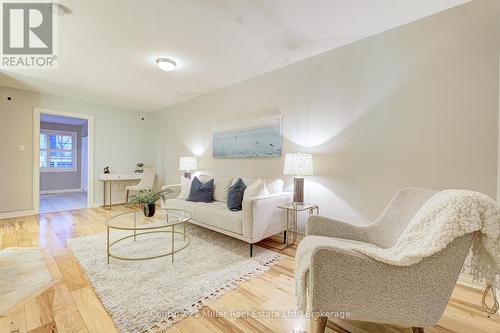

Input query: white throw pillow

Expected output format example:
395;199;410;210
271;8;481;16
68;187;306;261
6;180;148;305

177;176;192;199
266;178;284;194
213;177;234;202
243;178;269;200
259;180;271;196
198;174;212;183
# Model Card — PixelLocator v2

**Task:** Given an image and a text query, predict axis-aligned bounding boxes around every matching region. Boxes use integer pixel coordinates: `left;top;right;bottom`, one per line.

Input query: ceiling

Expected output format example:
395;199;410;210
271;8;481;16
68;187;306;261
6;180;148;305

0;0;469;111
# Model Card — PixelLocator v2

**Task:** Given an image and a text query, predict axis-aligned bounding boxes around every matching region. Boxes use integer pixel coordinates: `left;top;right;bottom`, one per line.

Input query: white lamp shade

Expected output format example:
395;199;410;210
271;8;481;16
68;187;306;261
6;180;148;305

283;153;313;176
179;157;198;171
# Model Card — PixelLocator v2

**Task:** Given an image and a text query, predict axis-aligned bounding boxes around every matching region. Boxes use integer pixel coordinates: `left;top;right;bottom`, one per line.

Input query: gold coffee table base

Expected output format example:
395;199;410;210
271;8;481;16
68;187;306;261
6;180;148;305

105;209;192;264
107;228;191;263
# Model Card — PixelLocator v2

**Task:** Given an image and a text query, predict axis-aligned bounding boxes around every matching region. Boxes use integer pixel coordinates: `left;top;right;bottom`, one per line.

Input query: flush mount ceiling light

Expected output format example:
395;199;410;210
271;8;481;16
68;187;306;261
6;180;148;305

156;58;177;72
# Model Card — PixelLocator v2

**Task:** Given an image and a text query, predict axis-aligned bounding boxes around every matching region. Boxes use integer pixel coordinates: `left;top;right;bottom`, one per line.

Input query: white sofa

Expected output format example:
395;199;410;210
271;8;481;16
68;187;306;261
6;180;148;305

160;176;292;256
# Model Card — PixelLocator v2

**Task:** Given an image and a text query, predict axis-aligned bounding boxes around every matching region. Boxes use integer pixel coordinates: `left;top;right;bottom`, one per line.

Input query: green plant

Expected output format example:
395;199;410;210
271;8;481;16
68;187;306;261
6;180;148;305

135;162;145;173
126;189;167;207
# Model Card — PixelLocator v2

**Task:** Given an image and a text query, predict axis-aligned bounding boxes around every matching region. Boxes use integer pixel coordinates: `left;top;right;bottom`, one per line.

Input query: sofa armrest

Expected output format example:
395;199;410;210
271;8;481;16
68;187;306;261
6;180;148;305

241;193;292;243
306;215;370;242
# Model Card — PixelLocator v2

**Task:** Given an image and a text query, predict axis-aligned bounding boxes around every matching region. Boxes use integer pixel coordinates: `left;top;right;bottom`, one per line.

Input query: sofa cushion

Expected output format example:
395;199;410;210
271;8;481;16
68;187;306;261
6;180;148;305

187;177;214;202
213;177;233;202
195;202;243;234
162;198;205;216
227;178;246;211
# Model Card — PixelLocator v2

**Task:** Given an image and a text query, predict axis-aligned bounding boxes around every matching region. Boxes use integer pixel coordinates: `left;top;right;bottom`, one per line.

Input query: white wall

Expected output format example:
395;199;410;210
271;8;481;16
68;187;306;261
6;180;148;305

151;0;500;228
0;85;152;213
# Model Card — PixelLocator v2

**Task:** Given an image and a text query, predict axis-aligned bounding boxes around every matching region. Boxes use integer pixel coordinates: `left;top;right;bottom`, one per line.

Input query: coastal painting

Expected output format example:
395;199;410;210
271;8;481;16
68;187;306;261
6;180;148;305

213;114;282;158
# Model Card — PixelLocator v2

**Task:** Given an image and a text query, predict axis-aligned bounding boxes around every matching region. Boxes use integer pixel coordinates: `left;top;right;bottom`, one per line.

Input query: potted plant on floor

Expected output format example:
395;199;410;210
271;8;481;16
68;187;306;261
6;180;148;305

126;189;167;217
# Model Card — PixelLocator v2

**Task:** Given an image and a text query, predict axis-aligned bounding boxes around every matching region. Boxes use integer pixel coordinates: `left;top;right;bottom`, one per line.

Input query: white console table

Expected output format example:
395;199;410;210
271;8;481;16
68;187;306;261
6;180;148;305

99;173;143;209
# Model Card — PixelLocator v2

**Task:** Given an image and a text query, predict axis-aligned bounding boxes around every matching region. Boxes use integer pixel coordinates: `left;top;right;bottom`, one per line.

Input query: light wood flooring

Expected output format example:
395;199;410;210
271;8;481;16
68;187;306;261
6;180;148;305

39;192;87;214
0;206;499;333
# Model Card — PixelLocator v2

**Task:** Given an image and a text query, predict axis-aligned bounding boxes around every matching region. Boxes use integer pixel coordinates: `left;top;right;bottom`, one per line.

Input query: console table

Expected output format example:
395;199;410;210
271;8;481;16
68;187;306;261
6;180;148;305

99;173;143;209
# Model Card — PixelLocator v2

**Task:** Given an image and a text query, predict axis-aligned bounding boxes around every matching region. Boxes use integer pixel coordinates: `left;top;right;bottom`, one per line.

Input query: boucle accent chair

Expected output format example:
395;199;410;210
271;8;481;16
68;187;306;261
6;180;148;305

298;188;473;333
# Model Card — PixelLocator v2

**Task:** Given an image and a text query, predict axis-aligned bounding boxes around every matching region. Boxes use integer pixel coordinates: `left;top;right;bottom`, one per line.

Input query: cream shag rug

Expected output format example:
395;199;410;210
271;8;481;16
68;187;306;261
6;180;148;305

67;224;282;333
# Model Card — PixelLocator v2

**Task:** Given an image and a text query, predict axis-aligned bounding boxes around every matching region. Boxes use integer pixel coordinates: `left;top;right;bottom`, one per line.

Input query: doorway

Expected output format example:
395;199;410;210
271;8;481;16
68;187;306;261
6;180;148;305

33;108;94;214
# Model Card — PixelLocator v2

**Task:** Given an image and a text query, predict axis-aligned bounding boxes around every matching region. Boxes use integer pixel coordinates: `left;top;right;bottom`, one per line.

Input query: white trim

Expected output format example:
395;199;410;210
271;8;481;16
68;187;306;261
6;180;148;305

33;108;95;214
40;188;83;194
457;273;483;290
0;209;35;219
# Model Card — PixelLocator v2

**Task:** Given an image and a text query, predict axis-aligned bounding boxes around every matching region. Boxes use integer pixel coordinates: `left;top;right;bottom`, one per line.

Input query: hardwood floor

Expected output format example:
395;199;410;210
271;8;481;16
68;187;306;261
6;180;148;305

39;192;87;213
0;206;498;333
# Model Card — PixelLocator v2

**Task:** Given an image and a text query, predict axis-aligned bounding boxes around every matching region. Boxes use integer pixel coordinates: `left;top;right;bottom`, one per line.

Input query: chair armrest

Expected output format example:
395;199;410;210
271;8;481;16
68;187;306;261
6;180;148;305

306;235;470;326
306;215;370;242
160;184;181;201
161;184;181;191
242;193;292;242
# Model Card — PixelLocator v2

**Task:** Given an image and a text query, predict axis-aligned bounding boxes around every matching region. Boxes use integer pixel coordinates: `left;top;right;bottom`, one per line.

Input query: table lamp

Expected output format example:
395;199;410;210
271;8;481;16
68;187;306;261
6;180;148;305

283;152;314;203
179;157;198;179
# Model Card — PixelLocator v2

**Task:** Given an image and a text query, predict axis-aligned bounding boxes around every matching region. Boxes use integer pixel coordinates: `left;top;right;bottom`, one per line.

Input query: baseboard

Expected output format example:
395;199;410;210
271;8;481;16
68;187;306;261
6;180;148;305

0;209;35;219
457;273;483;290
93;200;127;208
40;188;83;194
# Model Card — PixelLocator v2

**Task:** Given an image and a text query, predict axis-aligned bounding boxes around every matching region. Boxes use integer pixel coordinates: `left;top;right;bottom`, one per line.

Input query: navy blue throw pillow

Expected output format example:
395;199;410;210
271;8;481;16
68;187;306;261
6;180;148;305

227;178;247;211
187;177;214;202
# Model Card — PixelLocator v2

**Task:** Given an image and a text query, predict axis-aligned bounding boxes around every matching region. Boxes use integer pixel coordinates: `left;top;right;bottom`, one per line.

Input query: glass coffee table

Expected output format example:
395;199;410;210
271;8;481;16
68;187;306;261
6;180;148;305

105;208;191;263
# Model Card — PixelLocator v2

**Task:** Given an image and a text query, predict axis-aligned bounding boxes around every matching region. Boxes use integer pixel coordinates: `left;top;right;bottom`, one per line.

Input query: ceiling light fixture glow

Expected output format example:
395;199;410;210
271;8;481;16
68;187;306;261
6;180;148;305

156;58;177;72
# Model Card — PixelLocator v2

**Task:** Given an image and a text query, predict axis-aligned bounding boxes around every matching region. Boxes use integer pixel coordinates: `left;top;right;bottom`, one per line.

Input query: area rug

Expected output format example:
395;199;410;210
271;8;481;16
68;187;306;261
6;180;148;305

67;224;282;333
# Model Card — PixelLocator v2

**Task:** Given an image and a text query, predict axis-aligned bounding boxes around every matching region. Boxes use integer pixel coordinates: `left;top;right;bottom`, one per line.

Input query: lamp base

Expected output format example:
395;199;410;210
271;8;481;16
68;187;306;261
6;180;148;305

183;171;192;179
293;177;304;203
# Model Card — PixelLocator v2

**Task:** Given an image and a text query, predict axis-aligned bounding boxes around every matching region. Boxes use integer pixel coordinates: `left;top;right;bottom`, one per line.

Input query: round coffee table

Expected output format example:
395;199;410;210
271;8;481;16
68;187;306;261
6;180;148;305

105;208;191;263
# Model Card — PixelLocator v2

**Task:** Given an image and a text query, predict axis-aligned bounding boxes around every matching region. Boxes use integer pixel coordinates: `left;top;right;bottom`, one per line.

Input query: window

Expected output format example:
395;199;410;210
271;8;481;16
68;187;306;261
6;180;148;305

40;130;77;172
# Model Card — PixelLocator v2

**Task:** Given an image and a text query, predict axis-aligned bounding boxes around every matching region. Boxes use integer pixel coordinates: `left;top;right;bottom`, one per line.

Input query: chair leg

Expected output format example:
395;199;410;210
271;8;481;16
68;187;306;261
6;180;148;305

126;190;129;203
412;328;424;333
316;316;327;333
283;230;287;244
249;244;253;257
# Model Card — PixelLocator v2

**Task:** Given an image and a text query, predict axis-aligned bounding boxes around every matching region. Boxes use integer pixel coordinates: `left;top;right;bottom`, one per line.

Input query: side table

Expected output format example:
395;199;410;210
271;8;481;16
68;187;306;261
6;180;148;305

278;203;319;246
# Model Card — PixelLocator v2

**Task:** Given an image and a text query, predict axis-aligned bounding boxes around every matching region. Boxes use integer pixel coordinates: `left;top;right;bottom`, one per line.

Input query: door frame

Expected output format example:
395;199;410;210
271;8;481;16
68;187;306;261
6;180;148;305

33;107;95;213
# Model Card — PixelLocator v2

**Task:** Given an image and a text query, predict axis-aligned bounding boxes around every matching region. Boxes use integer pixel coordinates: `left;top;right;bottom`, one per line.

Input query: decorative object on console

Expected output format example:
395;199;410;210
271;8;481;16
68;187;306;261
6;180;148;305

179;157;198;179
213;114;282;158
283;152;314;203
135;162;144;173
104;166;110;174
187;176;214;203
126;189;167;217
227;178;247;211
